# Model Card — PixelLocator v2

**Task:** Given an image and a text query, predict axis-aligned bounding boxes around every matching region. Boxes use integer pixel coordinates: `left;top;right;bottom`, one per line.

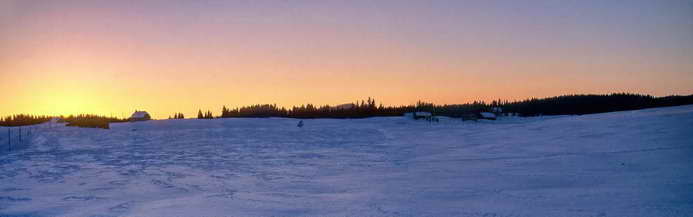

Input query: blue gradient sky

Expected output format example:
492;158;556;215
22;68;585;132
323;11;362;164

1;0;692;118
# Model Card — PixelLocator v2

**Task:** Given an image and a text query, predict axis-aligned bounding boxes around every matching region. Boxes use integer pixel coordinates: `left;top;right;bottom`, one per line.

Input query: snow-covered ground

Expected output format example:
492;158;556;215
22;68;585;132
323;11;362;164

1;105;692;217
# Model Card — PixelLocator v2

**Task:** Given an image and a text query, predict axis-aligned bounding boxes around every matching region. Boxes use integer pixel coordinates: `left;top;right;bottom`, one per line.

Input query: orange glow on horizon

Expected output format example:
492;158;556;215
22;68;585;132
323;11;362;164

1;1;692;119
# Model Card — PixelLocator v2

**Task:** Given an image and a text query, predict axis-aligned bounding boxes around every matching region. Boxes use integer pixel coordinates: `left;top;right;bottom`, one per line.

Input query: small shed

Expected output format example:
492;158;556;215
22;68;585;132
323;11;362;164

334;103;355;110
49;117;62;124
479;112;497;120
129;111;152;122
414;112;432;120
461;113;479;121
405;112;437;122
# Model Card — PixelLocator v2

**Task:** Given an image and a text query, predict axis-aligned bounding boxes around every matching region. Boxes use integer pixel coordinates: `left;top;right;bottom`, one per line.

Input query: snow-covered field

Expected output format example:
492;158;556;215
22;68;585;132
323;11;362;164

1;105;692;217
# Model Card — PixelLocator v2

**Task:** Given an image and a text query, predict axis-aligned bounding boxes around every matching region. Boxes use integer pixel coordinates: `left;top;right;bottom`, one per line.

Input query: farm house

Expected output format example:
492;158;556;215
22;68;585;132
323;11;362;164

129;111;152;122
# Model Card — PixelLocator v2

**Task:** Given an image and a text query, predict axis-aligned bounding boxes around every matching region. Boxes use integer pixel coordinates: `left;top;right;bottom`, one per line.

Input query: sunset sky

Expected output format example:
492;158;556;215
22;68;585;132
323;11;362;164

1;0;692;119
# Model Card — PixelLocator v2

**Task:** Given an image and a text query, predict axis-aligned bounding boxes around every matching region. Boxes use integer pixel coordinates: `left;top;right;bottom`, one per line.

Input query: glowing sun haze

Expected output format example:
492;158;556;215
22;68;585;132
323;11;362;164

1;0;692;119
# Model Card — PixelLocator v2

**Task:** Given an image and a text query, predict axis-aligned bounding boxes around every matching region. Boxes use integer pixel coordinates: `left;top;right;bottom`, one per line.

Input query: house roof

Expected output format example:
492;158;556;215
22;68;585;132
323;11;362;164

130;111;150;119
480;112;496;118
415;112;432;116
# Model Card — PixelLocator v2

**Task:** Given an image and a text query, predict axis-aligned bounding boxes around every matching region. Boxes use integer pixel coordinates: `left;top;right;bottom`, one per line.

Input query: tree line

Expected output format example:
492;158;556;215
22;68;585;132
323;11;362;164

170;113;185;119
501;93;693;116
190;94;693;119
197;110;214;119
0;114;52;127
3;93;692;127
215;98;412;119
62;114;127;129
0;114;126;128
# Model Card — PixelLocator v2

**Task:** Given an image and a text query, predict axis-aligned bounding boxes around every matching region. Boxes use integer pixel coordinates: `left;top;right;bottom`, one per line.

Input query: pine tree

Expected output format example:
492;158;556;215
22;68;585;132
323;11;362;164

197;110;203;119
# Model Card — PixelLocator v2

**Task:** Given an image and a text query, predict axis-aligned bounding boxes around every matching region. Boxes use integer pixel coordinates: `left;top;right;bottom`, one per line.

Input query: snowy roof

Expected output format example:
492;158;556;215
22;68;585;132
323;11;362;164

130;111;150;119
480;112;496;118
415;112;432;117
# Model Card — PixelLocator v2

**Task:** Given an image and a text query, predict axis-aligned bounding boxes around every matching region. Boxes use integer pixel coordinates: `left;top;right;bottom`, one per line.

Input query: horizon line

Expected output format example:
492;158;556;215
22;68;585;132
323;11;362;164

2;92;691;119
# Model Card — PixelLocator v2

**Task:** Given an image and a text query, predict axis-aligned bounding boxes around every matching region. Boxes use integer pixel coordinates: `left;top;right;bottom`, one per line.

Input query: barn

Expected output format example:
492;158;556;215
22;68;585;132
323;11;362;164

129;111;152;122
479;112;497;120
405;112;436;121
